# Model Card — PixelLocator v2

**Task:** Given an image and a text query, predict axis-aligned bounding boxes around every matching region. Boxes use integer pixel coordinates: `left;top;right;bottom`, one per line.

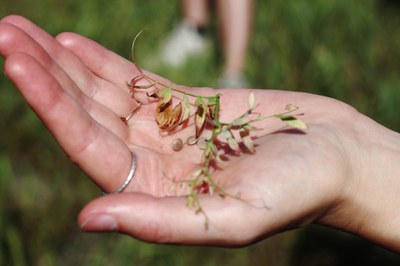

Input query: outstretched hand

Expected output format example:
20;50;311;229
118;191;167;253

2;15;399;250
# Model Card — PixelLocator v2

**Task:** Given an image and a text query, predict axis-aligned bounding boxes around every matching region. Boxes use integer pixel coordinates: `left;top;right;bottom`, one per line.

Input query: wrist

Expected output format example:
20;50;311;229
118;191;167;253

320;115;400;252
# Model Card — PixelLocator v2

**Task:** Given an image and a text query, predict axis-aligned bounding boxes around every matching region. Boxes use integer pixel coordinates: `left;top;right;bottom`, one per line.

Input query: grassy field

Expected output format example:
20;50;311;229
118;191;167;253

1;0;400;265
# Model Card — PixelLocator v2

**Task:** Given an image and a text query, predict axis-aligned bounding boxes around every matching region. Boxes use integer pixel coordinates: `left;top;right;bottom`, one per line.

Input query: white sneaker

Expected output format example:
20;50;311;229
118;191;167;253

161;21;208;67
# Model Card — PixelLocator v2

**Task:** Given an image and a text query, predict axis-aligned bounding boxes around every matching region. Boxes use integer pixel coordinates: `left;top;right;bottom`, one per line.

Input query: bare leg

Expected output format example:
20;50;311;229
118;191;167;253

216;0;253;76
182;0;209;27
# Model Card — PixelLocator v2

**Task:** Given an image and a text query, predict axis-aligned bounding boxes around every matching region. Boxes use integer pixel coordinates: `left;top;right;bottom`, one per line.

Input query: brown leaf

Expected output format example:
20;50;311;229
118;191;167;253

207;104;216;120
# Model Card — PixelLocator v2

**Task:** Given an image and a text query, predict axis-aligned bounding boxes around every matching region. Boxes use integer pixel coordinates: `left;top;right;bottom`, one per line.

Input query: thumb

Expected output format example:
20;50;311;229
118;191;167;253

78;192;261;246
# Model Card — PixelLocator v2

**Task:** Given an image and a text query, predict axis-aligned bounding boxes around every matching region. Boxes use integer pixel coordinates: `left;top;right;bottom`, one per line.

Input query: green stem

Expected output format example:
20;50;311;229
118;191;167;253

142;74;218;100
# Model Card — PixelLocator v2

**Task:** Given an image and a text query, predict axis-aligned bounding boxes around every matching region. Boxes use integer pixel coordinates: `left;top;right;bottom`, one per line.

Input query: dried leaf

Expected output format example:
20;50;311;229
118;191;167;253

195;104;206;137
240;130;256;153
155;101;170;126
146;91;160;98
207;104;216;120
169;102;182;127
207;96;219;120
156;100;182;130
195;180;210;194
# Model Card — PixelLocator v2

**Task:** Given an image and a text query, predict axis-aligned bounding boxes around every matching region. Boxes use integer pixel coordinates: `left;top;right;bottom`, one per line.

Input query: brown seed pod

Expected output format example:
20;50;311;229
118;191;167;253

156;100;182;131
172;138;184;151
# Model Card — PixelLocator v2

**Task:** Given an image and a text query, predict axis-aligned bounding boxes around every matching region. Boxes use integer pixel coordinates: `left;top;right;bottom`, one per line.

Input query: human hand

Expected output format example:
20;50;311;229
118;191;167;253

2;16;400;251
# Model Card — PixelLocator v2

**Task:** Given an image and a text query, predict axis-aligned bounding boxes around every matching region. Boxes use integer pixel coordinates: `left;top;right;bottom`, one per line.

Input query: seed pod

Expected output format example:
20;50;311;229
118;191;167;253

172;138;184;151
187;136;198;145
156;101;182;131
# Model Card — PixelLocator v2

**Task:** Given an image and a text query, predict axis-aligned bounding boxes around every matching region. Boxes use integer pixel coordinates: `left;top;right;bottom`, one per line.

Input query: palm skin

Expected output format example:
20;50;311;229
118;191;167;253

1;15;388;248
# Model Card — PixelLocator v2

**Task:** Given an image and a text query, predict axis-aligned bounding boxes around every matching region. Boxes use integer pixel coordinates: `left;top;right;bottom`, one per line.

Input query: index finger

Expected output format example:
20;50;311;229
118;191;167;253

4;53;133;193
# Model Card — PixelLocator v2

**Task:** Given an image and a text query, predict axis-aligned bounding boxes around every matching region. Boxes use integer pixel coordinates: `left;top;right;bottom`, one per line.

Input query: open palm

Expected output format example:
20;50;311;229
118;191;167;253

1;15;365;246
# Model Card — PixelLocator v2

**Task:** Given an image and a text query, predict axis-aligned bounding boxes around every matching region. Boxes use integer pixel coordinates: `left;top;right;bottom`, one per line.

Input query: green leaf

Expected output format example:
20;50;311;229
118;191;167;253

159;87;172;104
276;115;308;130
242;124;262;131
203;145;212;159
192;169;203;178
208;96;218;106
186;195;194;208
218;128;233;142
232;117;248;126
214;154;225;169
180;94;190;123
210;141;218;155
227;137;240;152
248;92;255;109
195;96;205;106
240;130;256;153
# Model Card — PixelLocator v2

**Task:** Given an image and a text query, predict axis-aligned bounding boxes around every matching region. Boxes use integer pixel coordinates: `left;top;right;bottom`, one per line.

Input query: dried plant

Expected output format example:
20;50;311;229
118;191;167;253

127;72;307;225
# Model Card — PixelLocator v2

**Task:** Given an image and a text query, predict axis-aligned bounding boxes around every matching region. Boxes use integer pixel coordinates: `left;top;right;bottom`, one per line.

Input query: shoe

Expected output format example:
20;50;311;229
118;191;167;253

160;21;208;67
217;72;248;88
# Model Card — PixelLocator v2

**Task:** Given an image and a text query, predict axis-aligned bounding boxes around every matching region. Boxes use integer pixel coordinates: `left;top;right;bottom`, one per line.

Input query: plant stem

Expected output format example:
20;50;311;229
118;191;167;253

142;74;219;100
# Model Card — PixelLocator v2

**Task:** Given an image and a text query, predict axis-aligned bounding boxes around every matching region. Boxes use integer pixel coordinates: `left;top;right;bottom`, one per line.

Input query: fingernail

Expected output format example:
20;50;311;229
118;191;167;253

81;214;118;232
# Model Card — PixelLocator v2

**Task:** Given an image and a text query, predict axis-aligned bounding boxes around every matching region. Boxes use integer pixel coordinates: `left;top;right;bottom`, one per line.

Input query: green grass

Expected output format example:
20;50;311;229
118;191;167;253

1;0;400;265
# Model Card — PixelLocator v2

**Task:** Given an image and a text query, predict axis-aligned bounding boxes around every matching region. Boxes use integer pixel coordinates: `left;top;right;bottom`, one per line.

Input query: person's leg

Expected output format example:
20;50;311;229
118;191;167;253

217;0;253;87
182;0;209;28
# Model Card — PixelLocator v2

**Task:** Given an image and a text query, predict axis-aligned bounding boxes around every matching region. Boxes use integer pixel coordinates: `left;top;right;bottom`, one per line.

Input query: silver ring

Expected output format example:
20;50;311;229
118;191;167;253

102;151;137;194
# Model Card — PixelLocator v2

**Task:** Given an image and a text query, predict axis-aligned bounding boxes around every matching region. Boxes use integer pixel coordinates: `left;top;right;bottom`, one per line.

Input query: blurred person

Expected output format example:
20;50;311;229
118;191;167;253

1;15;400;253
161;0;253;88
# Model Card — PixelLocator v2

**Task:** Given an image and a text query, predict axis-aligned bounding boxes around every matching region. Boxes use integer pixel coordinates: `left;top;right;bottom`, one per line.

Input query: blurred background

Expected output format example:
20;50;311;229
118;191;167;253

1;0;400;265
